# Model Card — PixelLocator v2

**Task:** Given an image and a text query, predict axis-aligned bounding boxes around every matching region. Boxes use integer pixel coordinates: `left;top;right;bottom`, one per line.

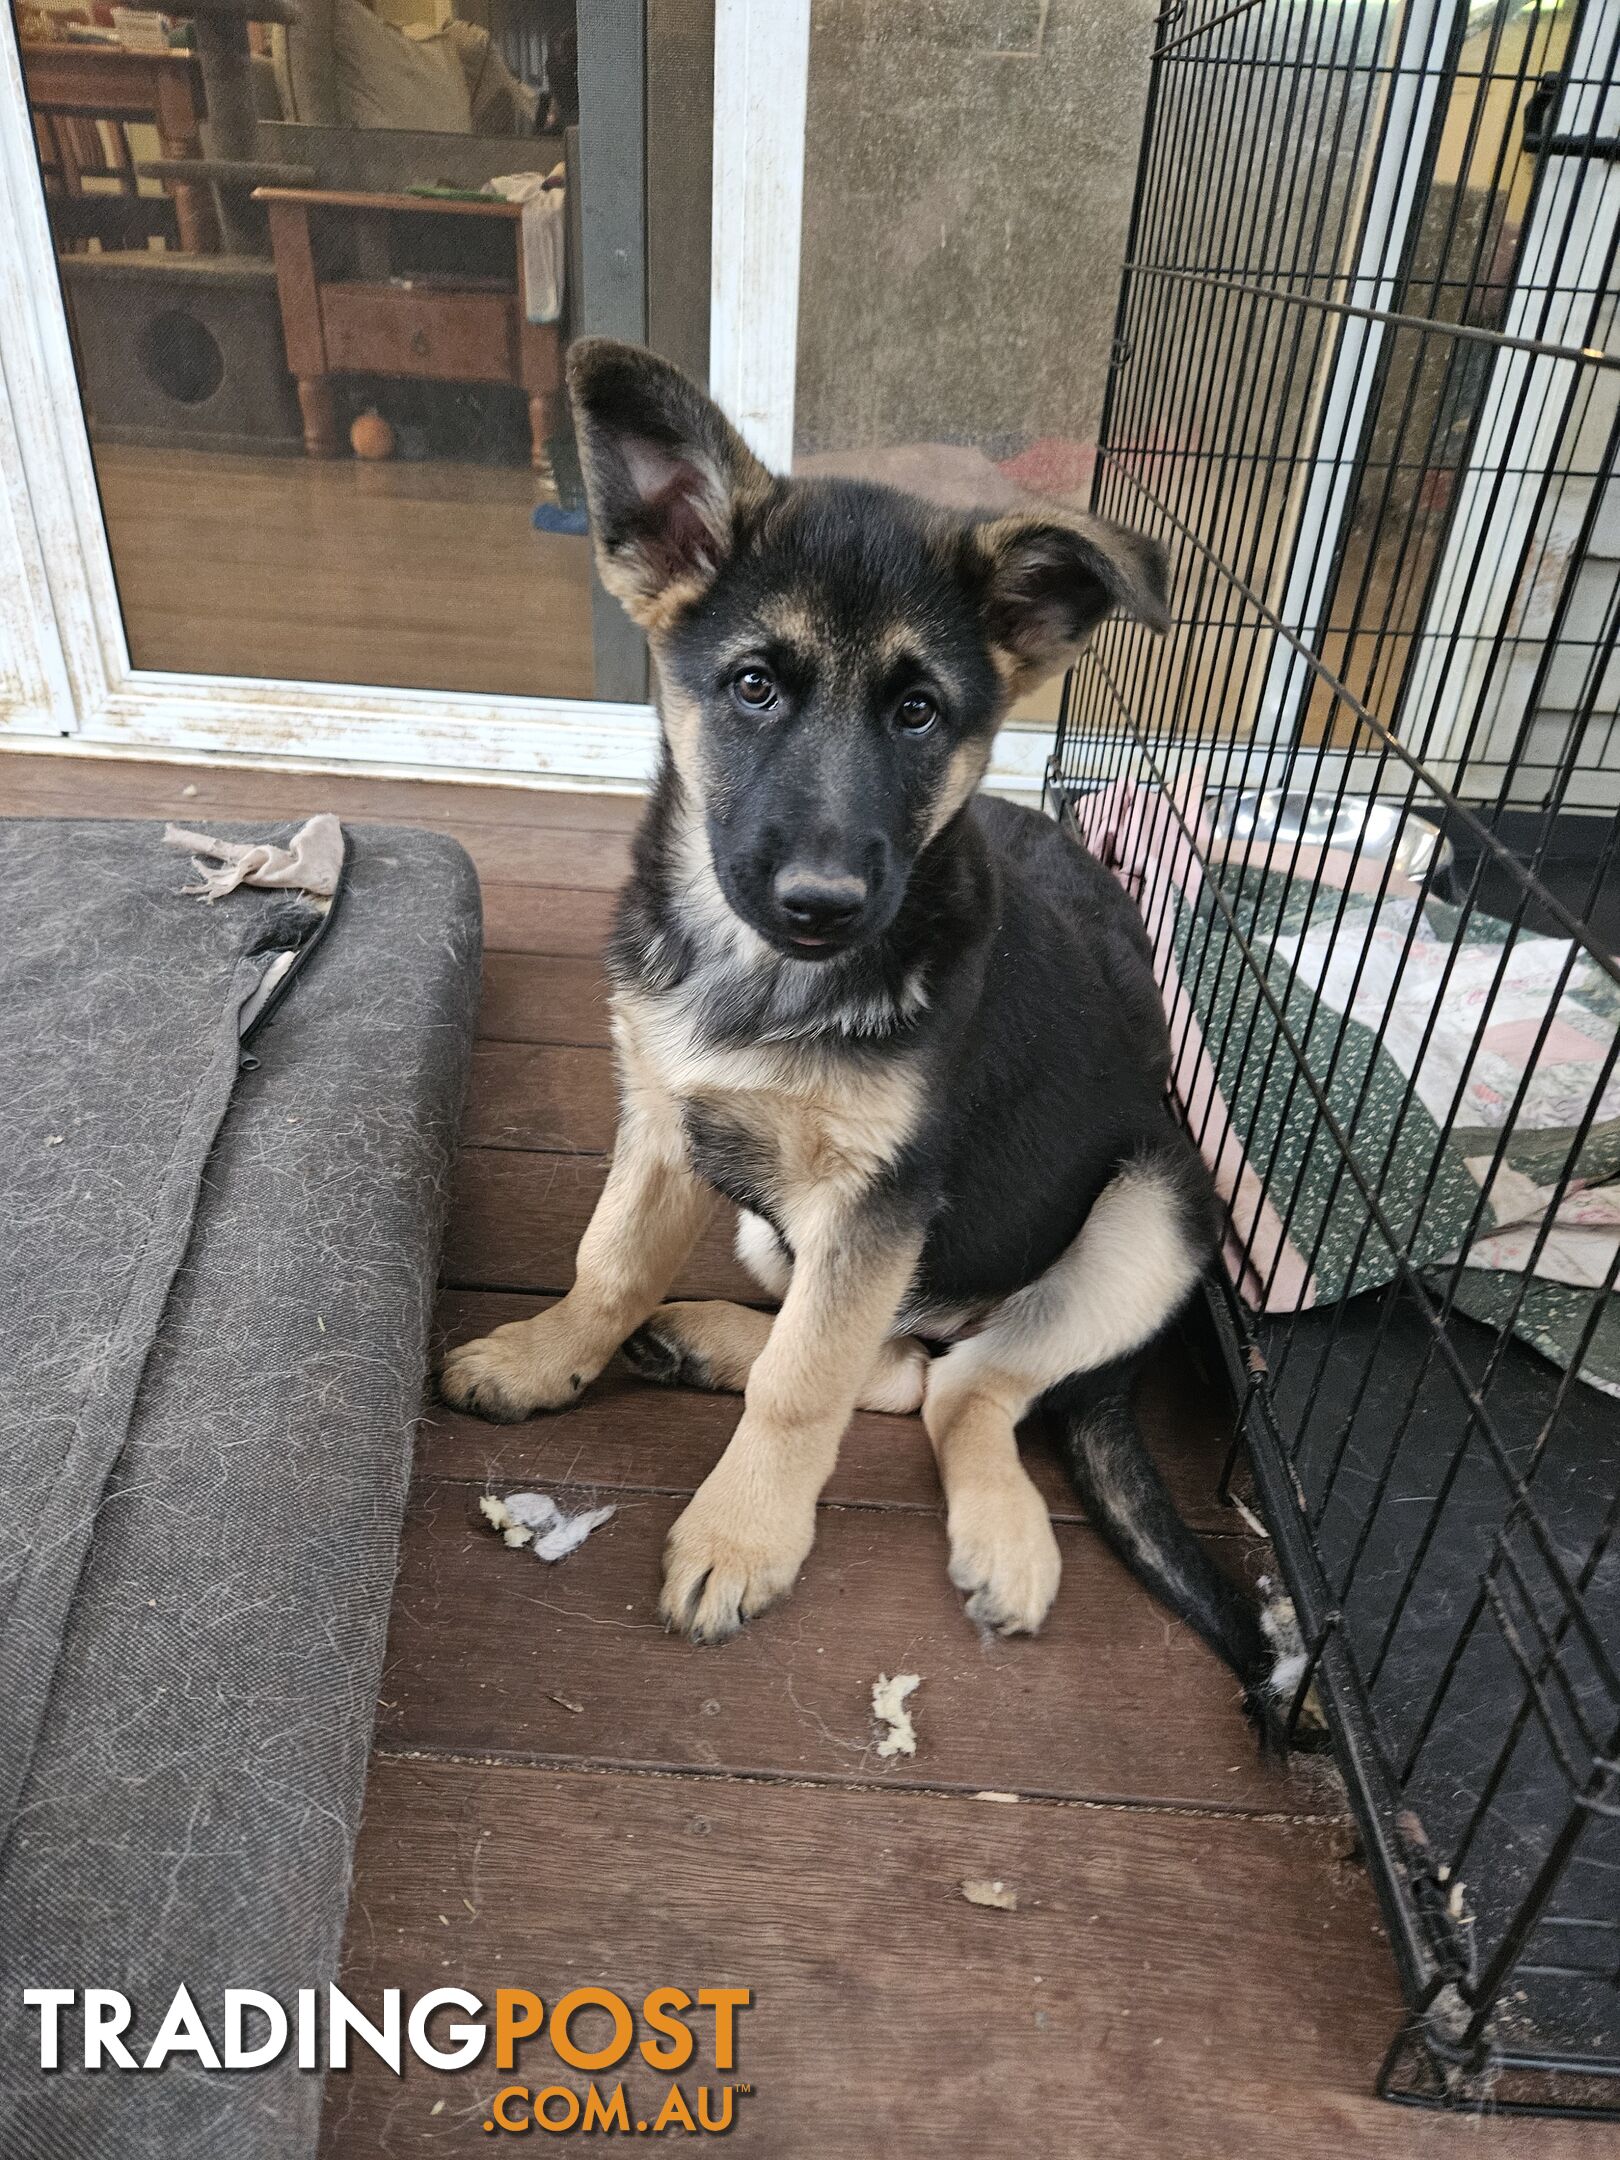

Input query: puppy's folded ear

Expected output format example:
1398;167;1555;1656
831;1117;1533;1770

567;339;773;631
971;510;1170;690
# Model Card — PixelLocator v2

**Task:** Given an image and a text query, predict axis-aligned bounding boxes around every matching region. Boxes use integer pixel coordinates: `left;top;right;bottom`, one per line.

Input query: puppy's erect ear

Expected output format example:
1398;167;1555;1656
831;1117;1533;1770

566;339;773;632
971;510;1170;690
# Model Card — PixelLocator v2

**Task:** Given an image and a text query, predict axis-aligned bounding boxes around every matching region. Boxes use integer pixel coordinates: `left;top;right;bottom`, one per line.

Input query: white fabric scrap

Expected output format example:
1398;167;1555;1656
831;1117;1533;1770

960;1878;1018;1911
164;813;343;902
478;1493;535;1548
487;170;565;323
479;1489;615;1562
871;1671;921;1759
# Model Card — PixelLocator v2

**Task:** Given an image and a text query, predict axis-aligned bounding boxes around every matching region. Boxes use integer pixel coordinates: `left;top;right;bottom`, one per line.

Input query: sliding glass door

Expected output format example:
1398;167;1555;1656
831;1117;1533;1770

1;0;717;726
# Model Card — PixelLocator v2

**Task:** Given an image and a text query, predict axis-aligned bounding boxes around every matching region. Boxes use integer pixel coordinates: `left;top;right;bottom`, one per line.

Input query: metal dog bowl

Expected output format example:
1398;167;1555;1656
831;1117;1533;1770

1208;787;1453;884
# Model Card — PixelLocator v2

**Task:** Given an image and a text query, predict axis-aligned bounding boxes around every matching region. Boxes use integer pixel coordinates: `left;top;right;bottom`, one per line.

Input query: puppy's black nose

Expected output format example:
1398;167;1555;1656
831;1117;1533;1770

773;867;868;935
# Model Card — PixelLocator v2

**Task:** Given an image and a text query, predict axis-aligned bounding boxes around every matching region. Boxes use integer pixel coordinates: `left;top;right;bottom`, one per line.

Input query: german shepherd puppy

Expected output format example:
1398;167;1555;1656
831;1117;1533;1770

442;339;1304;1739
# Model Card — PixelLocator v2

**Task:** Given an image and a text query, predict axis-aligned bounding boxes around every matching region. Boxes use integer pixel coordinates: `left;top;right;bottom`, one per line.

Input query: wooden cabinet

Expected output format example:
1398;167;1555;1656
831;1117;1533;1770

257;188;564;474
319;285;517;386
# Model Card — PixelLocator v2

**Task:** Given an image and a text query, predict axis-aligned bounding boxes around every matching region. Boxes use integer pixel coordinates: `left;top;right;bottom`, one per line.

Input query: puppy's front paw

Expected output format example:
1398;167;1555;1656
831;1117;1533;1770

438;1316;594;1423
659;1460;815;1643
946;1476;1061;1636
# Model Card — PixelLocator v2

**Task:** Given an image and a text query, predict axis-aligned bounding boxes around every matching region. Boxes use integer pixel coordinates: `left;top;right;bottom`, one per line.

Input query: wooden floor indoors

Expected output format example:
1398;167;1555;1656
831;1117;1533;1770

3;749;1610;2158
94;446;596;700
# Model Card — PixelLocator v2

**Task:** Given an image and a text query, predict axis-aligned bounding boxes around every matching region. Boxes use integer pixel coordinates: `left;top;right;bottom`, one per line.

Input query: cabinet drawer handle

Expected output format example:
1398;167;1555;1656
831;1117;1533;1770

410;328;430;356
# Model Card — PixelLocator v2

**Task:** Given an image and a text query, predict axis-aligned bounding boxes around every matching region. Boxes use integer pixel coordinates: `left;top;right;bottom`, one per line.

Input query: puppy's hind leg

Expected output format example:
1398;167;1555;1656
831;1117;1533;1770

440;1080;711;1422
924;1134;1297;1740
624;1298;929;1413
1000;1135;1302;1745
627;1208;928;1411
923;1138;1212;1639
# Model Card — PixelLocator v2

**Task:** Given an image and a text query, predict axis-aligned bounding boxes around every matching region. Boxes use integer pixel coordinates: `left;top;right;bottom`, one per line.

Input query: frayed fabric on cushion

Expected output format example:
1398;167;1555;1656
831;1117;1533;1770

0;818;480;2159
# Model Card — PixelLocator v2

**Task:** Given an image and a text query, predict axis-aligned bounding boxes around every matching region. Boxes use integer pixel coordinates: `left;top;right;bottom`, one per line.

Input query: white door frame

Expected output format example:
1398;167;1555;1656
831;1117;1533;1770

1400;0;1620;805
709;0;809;473
0;1;811;790
1255;0;1458;750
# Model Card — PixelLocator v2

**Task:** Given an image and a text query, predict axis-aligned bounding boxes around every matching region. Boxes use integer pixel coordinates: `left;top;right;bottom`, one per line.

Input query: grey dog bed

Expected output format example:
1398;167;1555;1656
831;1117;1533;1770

0;817;480;2159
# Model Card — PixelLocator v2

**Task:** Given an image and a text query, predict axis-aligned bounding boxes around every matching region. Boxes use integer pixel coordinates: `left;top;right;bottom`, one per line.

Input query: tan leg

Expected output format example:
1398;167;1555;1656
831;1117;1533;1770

660;1225;923;1641
922;1354;1060;1636
297;378;340;459
623;1299;929;1413
440;1094;712;1422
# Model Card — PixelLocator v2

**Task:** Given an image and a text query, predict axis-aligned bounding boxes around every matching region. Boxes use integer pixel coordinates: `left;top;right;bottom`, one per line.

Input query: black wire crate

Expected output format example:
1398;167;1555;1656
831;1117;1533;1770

1047;0;1620;2115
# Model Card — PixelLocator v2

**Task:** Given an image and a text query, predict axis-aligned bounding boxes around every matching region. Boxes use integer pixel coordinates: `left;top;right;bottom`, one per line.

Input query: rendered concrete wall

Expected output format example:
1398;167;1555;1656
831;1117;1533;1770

793;0;1155;472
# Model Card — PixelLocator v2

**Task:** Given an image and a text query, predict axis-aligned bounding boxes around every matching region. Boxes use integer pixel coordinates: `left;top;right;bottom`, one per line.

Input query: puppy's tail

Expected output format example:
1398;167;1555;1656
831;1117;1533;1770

1041;1360;1305;1754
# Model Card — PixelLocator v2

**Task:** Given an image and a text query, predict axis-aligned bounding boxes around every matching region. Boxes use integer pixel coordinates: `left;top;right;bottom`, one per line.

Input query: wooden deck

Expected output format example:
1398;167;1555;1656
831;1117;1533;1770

4;748;1606;2158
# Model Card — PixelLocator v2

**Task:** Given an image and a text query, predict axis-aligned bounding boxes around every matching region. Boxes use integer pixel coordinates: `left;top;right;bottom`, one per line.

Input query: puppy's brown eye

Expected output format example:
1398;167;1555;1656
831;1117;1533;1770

895;691;939;735
731;666;778;711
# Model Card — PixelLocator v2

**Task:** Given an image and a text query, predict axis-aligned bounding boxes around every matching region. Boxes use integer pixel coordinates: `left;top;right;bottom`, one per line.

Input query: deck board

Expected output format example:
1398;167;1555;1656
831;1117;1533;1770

479;882;619;956
379;1478;1287;1811
478;953;612;1044
444;1148;758;1299
464;1042;618;1153
318;1759;1572;2160
0;747;642;832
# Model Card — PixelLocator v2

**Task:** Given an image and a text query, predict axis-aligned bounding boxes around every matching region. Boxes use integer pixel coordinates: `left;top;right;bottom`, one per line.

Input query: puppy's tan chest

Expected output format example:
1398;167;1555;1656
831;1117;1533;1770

697;1079;905;1204
614;990;920;1209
